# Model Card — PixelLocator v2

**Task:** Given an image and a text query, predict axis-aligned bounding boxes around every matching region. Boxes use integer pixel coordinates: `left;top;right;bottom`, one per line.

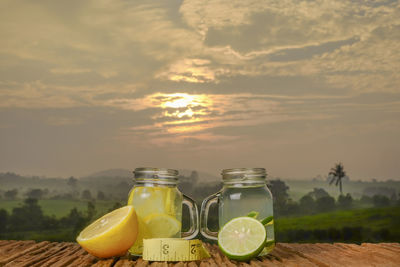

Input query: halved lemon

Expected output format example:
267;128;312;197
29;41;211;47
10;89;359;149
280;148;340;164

144;213;181;238
77;205;138;258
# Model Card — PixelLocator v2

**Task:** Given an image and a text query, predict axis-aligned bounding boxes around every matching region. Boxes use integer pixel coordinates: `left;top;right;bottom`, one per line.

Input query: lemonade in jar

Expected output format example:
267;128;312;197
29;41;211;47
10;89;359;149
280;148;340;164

127;168;199;255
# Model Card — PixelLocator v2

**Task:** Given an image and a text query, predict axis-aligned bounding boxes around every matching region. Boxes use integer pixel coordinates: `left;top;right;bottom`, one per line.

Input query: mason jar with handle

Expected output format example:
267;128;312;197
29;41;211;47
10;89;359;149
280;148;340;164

127;167;199;255
200;168;275;254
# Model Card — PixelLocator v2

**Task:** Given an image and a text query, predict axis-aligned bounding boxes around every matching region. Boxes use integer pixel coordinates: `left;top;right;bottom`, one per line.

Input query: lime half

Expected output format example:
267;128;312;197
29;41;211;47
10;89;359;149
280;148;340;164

218;217;266;261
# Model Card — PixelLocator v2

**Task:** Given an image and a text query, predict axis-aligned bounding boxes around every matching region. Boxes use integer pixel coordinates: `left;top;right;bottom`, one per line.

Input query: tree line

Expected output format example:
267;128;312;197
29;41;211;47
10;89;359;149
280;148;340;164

0;198;122;242
268;179;399;217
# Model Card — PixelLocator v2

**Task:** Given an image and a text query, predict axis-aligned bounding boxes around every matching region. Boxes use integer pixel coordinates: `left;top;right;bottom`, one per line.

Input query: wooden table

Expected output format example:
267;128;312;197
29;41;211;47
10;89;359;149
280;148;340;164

0;240;399;266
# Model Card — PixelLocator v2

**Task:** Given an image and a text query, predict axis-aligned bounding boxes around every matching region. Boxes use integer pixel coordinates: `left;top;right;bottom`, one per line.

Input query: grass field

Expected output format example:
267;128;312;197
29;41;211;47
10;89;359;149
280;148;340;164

275;206;400;231
0;199;119;218
275;206;400;242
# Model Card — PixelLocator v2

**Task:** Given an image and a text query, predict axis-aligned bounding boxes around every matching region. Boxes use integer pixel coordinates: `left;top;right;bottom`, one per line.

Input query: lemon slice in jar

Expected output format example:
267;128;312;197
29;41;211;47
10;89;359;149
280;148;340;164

144;213;181;238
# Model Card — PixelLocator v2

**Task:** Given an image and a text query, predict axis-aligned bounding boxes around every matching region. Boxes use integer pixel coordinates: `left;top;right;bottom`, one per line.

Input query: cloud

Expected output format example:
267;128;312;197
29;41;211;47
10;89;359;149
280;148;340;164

176;0;400;93
1;0;400;111
156;59;219;83
106;92;344;146
1;0;400;167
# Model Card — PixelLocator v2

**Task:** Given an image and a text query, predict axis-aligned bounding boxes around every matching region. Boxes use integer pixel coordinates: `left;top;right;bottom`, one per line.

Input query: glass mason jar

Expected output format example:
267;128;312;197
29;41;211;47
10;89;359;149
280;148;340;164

200;168;275;254
127;168;199;255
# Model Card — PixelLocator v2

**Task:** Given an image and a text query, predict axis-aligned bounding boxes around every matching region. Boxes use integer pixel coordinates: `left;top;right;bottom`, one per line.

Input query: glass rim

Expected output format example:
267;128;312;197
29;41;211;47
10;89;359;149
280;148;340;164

133;167;179;183
221;168;267;183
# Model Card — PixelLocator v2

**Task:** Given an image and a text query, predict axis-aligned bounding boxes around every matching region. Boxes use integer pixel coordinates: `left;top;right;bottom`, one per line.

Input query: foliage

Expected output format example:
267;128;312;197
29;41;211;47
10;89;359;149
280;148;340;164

67;176;78;188
328;162;347;195
338;193;353;209
0;209;7;234
0;199;100;241
26;188;48;199
81;190;92;200
299;195;315;214
0;171;398;243
108;202;123;212
307;188;330;199
97;191;106;201
267;179;290;215
8;198;46;231
275;206;400;242
0;199;118;218
316;196;336;213
4;189;18;200
372;195;390;207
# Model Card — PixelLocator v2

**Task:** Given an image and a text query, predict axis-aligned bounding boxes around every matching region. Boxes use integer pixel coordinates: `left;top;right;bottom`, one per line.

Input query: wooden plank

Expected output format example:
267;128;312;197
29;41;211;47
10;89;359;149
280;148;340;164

279;243;400;267
51;245;94;267
0;241;51;266
91;259;115;267
41;243;93;267
375;243;400;253
114;259;136;267
0;240;399;266
0;242;32;261
8;242;73;267
359;243;400;267
269;244;320;266
0;240;37;260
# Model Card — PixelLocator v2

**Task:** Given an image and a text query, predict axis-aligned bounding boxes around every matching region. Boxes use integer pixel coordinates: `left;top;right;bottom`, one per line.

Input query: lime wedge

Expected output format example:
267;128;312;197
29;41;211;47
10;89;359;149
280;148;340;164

246;211;259;218
261;216;274;226
218;217;266;261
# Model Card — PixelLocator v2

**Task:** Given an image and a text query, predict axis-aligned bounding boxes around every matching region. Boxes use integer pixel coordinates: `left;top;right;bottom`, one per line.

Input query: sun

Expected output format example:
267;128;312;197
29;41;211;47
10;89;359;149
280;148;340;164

152;93;212;133
161;93;197;109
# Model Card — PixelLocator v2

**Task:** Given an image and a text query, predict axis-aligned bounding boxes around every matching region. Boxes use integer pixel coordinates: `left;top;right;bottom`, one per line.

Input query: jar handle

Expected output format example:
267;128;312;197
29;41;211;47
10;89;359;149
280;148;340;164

200;192;220;240
181;194;199;239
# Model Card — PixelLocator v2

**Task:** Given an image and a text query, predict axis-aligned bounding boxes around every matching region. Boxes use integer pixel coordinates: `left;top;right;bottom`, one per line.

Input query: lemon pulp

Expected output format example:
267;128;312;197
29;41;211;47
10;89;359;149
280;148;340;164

77;205;138;258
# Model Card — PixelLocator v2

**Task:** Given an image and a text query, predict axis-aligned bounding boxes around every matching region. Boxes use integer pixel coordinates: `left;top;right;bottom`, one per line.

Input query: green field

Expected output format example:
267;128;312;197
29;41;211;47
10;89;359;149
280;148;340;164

0;199;118;218
275;206;400;242
275;206;400;231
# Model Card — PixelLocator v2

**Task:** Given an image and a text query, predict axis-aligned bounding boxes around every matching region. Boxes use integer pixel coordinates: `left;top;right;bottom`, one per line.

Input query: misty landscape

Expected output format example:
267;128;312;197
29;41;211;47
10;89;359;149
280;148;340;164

1;168;399;243
1;2;400;265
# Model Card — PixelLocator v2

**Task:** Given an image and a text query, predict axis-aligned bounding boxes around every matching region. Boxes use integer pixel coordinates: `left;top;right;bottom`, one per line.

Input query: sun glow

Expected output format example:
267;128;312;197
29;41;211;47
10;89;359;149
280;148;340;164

156;93;212;133
160;93;210;110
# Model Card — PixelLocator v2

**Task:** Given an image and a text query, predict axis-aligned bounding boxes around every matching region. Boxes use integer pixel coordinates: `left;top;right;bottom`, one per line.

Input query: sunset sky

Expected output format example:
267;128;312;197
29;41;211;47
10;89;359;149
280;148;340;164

1;0;399;180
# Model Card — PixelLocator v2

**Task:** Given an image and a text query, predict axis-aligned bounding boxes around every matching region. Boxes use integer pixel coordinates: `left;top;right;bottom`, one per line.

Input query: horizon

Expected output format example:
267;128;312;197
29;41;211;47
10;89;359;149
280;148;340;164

1;168;398;182
1;1;399;181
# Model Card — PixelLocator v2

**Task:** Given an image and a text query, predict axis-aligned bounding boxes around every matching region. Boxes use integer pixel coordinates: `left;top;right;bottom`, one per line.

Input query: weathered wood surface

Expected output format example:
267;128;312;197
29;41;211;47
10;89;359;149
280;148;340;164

0;240;399;267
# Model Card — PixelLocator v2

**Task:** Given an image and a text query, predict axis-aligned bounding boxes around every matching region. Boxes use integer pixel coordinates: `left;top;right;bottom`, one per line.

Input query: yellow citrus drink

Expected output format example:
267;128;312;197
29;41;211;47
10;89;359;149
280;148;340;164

127;186;183;255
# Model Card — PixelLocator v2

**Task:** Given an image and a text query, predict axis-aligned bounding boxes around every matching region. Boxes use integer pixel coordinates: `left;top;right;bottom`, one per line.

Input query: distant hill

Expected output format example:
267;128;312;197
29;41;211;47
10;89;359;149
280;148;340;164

84;168;133;178
84;168;219;182
178;169;219;183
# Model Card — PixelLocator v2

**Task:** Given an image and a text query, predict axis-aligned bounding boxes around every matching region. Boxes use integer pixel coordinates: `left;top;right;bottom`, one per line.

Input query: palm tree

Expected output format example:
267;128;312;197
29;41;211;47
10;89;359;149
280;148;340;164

328;163;346;195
